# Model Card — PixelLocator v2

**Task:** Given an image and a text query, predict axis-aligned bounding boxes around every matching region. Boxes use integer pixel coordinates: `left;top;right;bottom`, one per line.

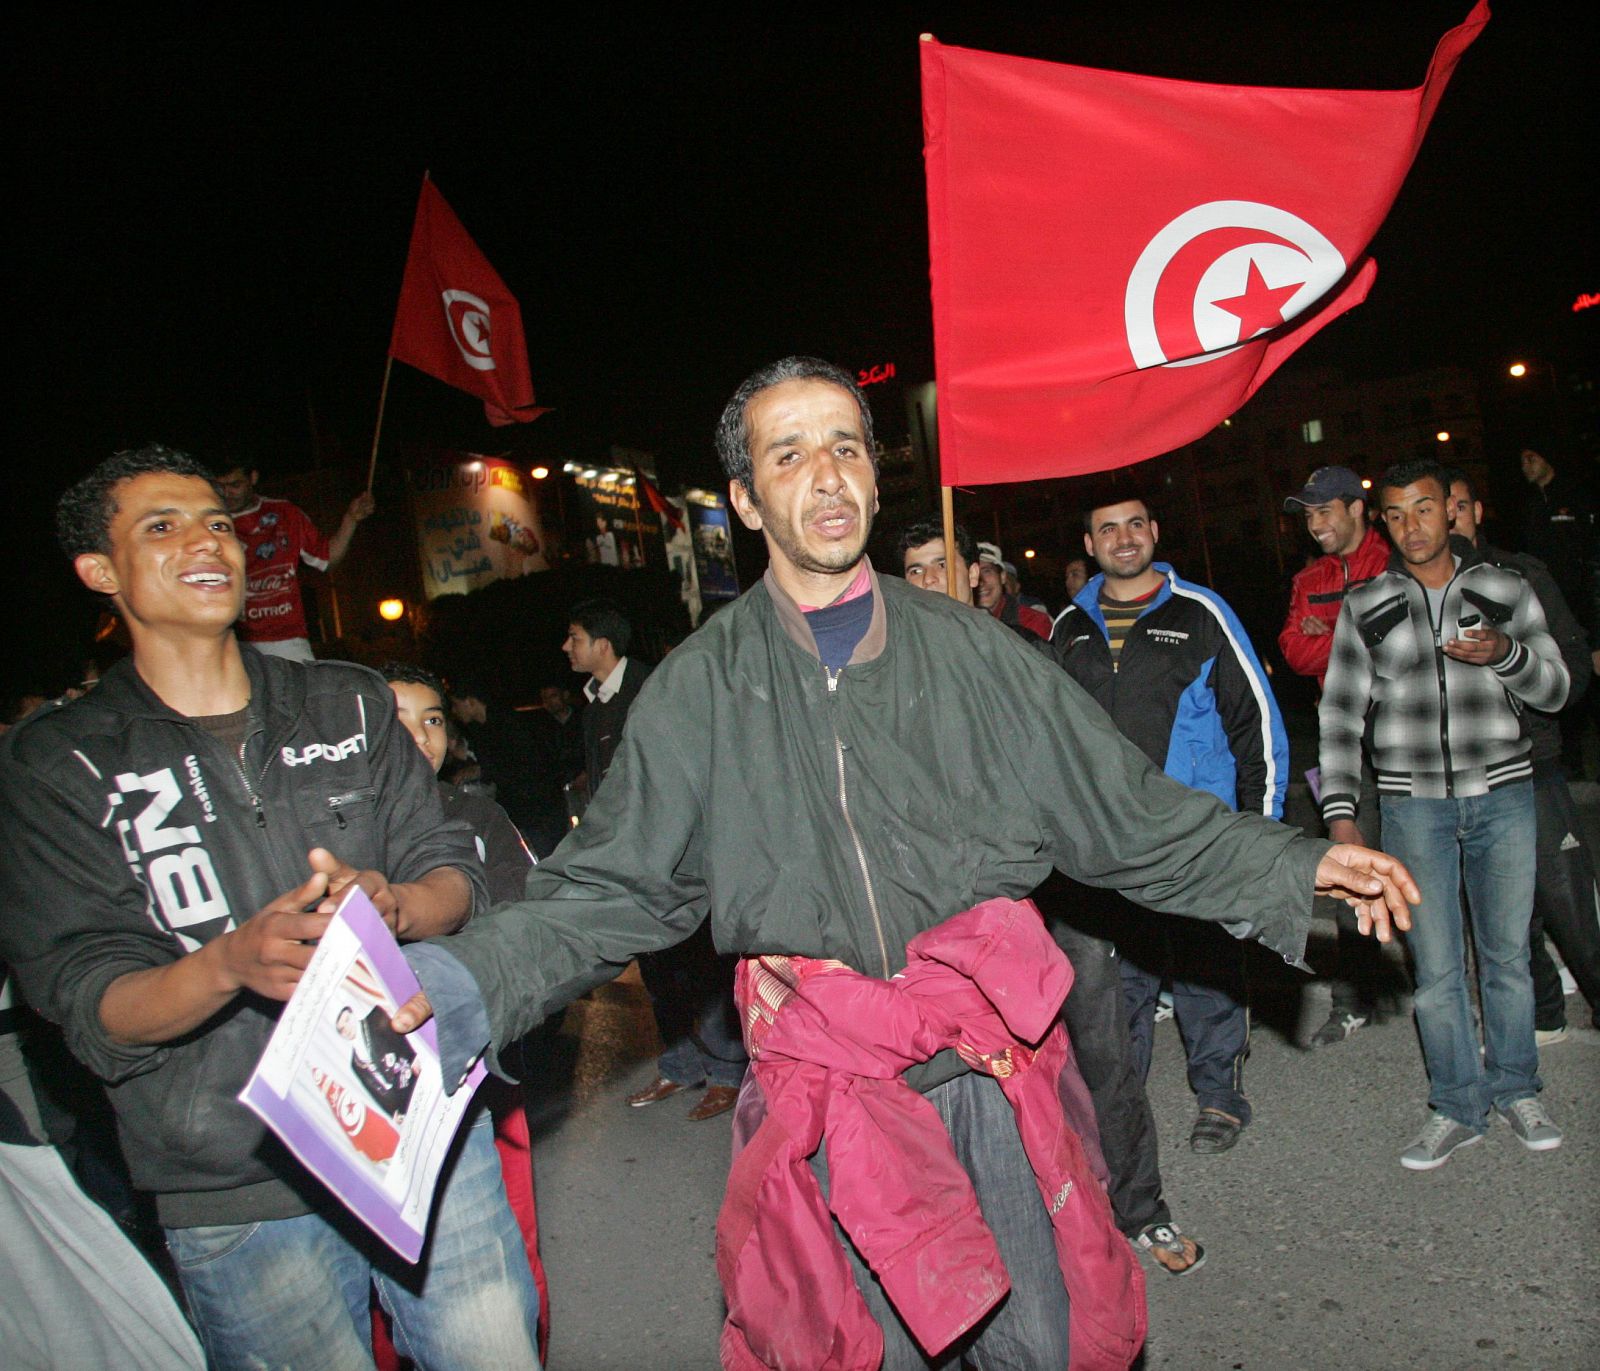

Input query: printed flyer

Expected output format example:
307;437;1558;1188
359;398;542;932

239;888;486;1261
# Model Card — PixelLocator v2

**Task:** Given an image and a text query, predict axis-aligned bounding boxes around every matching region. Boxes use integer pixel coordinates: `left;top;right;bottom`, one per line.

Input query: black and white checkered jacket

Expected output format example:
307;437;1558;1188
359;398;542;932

1318;537;1570;820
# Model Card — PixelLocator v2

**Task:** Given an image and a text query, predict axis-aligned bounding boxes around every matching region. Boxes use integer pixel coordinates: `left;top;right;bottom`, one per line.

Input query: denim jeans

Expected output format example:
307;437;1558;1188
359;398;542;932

1328;769;1390;1014
641;923;748;1088
1382;784;1541;1129
1119;914;1251;1125
167;1112;541;1371
811;1072;1072;1370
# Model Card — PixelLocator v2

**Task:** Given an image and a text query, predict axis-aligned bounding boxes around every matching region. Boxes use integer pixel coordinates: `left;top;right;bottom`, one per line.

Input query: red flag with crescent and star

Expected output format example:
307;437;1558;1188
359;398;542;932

920;3;1489;485
388;178;550;427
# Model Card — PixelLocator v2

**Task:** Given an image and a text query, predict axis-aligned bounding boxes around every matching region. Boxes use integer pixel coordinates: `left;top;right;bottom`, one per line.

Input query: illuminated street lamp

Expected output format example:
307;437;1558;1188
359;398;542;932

1508;362;1528;378
1023;549;1036;559
378;598;406;622
1435;431;1451;443
531;465;550;480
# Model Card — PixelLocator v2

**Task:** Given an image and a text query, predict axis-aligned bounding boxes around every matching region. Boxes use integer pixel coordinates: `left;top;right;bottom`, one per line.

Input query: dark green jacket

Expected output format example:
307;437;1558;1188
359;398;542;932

439;563;1327;1065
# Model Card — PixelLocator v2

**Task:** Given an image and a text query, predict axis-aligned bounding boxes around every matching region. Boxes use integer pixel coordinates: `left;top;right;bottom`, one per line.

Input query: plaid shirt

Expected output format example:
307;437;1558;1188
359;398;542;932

1318;539;1569;820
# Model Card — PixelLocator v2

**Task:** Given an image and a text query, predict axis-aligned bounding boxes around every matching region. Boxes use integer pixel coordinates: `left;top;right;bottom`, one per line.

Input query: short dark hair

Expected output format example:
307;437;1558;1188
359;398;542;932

570;597;633;658
1378;459;1448;502
381;661;447;705
897;514;977;568
56;444;221;559
713;356;876;495
1438;465;1477;503
210;454;257;479
1082;495;1155;534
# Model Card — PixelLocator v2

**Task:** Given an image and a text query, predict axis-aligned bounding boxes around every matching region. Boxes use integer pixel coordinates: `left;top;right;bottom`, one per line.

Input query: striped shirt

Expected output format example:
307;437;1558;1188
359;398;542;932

1099;586;1160;671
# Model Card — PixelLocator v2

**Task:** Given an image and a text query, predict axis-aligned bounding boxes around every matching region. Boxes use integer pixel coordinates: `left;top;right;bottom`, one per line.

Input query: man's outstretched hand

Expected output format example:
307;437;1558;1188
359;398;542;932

1315;844;1420;943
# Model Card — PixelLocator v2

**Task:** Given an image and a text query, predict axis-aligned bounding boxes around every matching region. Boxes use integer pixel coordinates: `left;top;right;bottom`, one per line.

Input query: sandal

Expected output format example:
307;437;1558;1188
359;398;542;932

1135;1222;1206;1276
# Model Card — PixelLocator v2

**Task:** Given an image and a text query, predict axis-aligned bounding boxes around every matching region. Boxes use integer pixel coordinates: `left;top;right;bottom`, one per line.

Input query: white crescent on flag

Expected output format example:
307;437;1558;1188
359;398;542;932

1124;201;1347;370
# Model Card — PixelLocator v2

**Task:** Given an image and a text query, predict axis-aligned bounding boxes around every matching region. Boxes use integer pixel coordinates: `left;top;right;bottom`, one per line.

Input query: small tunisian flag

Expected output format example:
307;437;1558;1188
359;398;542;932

388;178;549;426
921;3;1488;485
634;468;684;533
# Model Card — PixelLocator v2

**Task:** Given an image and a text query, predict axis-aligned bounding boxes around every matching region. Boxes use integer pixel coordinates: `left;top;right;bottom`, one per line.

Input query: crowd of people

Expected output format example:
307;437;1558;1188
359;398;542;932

0;355;1594;1369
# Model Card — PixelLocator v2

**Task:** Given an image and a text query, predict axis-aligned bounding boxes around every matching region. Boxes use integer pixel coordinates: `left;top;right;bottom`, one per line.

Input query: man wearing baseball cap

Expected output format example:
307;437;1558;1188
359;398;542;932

1280;465;1394;1047
975;541;1052;641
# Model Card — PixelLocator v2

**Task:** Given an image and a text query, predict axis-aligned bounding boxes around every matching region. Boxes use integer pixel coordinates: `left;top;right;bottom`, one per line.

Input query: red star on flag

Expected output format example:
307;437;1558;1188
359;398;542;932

1211;259;1305;342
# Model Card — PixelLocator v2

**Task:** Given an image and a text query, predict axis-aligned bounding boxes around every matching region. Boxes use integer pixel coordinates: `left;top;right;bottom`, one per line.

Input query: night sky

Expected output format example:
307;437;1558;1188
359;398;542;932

8;3;1593;694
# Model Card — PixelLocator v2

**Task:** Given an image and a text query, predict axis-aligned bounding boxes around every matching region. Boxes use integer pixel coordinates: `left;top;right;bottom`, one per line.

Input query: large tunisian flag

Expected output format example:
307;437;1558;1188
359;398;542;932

388;177;549;426
921;2;1488;486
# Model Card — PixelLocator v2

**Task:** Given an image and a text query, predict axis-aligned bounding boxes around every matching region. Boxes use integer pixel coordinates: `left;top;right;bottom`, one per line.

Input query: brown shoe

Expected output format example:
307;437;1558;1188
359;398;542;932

686;1085;740;1121
627;1077;690;1108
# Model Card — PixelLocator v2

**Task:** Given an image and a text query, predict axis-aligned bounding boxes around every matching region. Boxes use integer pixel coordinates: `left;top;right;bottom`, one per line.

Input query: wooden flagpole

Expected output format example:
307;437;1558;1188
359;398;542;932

364;354;394;495
630;477;649;567
367;168;430;495
941;484;958;598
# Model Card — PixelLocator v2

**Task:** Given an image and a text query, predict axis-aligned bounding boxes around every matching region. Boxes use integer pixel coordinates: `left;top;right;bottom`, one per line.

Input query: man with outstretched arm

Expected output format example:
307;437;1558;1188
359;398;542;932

396;358;1418;1371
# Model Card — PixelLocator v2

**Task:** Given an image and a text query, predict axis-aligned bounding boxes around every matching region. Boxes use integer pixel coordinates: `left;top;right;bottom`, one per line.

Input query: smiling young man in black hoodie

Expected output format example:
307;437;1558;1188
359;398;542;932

0;445;541;1370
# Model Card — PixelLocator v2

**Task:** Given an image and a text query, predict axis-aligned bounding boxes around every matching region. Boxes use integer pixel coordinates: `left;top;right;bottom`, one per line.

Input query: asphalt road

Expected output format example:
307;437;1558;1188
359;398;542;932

523;848;1600;1370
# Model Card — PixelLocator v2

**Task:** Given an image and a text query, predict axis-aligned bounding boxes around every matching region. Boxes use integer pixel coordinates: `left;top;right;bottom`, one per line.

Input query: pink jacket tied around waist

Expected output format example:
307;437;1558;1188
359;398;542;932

715;898;1146;1371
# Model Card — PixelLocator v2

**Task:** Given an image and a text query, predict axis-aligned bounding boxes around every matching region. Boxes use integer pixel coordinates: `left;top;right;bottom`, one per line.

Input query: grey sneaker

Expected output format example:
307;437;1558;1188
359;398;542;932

1400;1114;1483;1171
1498;1098;1562;1152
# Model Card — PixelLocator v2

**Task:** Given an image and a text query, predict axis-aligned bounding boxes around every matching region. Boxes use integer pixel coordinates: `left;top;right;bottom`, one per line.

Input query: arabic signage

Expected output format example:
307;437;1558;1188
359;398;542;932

685;489;739;601
411;455;548;601
857;361;897;387
569;465;664;570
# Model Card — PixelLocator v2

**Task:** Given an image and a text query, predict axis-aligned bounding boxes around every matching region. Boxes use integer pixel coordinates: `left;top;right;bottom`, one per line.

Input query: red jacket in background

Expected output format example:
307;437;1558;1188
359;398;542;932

716;899;1144;1371
991;592;1054;642
1278;525;1390;687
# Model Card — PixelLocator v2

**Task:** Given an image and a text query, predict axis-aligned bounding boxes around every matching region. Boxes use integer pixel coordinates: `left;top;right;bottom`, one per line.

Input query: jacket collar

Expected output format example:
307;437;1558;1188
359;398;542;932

93;640;307;739
1074;563;1176;636
762;558;888;667
1383;532;1484;579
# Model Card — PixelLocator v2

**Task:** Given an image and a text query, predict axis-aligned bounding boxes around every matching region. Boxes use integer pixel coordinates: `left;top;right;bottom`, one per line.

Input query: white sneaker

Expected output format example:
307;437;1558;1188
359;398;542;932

1400;1114;1483;1171
1535;1026;1569;1047
1498;1098;1563;1152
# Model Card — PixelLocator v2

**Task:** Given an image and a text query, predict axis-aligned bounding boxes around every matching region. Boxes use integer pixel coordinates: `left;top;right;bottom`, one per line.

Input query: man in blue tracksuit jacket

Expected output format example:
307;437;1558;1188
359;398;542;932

1053;496;1288;1156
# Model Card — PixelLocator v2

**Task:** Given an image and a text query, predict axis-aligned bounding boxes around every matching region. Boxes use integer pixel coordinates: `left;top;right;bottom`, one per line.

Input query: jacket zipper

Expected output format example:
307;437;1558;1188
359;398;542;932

229;723;271;828
1419;573;1458;798
825;667;891;978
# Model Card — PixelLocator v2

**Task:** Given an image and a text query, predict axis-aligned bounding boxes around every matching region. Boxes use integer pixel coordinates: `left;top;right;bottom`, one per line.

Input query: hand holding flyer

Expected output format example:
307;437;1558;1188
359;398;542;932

239;885;486;1262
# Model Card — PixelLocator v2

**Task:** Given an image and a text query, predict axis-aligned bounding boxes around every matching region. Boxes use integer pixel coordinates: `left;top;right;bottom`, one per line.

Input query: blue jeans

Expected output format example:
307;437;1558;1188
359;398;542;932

811;1072;1071;1370
167;1112;540;1371
642;923;748;1088
1119;913;1251;1125
1382;785;1541;1130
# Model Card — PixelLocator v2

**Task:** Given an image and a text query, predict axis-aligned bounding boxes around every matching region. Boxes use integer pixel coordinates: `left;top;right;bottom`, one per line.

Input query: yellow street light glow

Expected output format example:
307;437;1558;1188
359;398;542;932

1436;431;1451;443
1508;362;1528;378
1361;479;1373;489
531;465;550;479
378;598;406;622
1023;549;1036;559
